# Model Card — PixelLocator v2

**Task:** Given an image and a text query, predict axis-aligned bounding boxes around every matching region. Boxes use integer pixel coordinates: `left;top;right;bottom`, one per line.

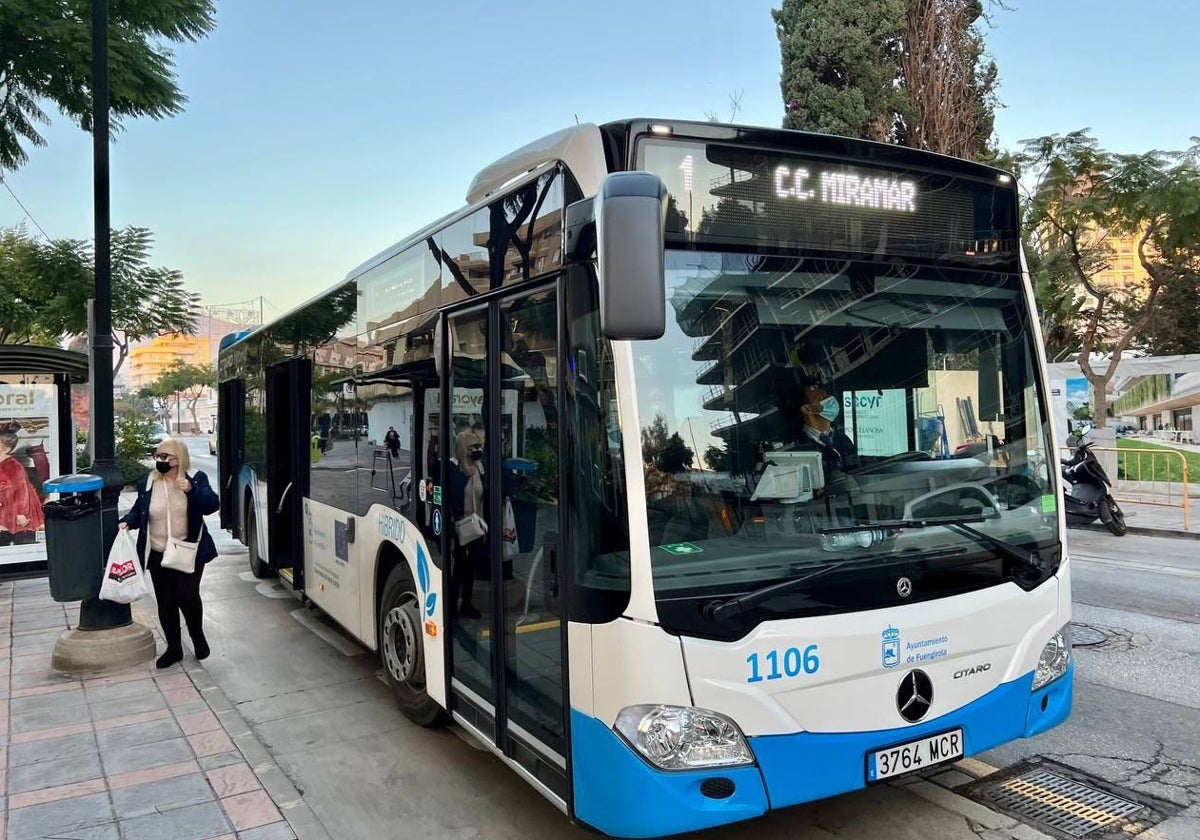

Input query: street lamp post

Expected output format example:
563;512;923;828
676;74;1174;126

79;0;130;632
52;0;154;672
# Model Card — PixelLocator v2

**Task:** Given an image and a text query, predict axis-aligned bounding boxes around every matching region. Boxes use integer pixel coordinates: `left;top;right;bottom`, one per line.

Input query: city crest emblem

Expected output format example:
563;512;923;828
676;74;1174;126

882;625;901;669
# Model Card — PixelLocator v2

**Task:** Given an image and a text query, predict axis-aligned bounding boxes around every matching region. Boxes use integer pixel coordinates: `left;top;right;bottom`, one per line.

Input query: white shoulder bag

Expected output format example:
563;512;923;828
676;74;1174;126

161;479;203;574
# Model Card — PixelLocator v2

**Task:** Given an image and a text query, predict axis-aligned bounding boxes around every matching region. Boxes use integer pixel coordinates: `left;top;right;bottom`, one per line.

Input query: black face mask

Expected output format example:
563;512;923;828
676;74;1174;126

469;448;483;461
155;460;173;474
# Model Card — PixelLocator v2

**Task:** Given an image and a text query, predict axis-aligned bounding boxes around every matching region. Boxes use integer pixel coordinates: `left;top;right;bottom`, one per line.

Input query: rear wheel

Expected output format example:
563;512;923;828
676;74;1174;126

247;509;276;578
380;565;446;727
1099;496;1127;536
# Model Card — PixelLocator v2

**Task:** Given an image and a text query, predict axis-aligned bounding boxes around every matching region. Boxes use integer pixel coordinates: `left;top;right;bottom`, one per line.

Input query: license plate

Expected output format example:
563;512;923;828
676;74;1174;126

867;729;963;782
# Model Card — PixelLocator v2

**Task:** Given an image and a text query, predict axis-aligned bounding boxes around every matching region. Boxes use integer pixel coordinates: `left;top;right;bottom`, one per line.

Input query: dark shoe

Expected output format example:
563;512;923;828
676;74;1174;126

193;634;210;661
459;603;482;619
156;648;183;669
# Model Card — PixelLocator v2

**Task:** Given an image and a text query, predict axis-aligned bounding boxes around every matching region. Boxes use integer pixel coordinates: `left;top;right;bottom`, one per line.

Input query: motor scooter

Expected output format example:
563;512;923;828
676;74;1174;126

1061;423;1126;536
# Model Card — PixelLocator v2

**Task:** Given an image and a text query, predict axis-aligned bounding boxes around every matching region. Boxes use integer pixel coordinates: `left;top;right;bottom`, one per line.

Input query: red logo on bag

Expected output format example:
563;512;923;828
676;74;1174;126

108;560;137;582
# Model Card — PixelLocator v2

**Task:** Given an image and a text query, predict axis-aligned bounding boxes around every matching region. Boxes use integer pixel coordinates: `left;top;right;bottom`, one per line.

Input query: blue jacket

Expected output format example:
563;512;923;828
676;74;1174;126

119;470;220;566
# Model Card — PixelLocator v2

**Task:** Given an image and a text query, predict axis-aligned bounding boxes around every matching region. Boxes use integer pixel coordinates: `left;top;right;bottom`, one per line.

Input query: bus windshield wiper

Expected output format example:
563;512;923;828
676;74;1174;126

701;548;963;622
890;516;1041;570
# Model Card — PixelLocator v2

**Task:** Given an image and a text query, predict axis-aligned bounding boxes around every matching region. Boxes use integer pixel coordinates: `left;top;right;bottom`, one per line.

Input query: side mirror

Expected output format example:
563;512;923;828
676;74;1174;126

572;171;667;340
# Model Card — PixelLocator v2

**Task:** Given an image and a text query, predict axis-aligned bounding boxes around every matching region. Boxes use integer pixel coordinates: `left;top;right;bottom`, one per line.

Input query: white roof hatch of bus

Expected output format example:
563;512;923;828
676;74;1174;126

465;123;608;205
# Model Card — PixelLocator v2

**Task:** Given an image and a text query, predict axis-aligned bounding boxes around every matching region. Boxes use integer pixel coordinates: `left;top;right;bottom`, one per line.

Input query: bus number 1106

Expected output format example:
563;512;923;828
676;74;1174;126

747;645;820;683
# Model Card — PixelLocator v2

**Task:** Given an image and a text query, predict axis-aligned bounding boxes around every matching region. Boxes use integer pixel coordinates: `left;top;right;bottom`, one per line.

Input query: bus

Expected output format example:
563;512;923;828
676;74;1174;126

215;119;1072;838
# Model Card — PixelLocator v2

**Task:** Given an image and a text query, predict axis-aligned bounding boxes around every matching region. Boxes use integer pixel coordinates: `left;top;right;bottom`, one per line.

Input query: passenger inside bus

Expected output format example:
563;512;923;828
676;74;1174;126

448;425;487;619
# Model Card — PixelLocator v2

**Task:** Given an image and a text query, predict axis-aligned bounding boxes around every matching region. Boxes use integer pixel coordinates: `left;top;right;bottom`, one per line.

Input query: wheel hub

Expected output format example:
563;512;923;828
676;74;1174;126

383;598;421;683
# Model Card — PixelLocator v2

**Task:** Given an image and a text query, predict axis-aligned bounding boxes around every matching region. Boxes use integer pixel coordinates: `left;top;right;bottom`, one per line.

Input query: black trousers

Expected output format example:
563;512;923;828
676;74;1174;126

146;549;206;653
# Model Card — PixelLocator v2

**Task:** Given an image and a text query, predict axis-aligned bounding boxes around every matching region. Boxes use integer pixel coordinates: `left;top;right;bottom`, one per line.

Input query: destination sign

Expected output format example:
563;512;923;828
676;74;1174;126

773;165;918;213
638;137;1019;264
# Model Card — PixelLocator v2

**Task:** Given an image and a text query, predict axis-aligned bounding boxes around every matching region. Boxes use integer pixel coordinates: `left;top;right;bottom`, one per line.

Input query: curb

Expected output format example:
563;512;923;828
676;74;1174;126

183;663;333;840
890;759;1056;840
1072;522;1200;540
136;593;331;840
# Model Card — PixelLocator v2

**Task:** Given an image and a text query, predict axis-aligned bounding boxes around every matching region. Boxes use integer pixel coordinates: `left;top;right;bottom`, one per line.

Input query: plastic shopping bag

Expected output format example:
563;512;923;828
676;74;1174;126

502;497;518;560
99;530;149;604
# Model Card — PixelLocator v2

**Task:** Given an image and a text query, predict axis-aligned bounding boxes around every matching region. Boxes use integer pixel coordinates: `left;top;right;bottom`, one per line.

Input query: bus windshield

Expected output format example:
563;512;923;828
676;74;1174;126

629;139;1058;640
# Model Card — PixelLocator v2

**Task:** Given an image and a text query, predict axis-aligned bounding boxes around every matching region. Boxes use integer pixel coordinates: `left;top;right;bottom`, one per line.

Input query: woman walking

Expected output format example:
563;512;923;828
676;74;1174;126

119;437;220;668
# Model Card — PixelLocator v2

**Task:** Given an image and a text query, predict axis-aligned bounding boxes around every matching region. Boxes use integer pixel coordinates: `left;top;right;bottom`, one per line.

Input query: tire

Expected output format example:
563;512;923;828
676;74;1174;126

247;509;276;578
1100;496;1127;536
379;564;447;727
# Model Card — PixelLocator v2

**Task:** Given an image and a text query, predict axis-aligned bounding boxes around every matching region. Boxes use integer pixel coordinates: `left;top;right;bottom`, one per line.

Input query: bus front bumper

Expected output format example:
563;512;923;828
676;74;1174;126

571;665;1072;838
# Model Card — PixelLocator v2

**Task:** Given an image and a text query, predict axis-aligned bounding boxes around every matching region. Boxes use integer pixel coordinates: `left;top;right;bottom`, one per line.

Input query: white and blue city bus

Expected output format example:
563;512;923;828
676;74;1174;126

215;119;1072;838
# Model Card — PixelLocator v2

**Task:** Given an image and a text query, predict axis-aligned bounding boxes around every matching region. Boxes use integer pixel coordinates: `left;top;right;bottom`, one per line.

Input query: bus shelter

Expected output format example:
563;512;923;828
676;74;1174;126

0;346;89;579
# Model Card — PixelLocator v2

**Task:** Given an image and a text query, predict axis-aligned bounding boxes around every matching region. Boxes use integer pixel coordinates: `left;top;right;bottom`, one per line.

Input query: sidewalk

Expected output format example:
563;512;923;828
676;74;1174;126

0;575;324;840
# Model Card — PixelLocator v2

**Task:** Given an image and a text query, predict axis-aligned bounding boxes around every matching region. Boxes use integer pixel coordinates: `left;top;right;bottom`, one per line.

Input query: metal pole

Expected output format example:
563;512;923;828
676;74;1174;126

81;0;130;631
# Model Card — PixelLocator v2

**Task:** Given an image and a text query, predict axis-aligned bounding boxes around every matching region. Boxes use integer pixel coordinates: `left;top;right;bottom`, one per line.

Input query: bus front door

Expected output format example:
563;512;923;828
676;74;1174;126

445;286;567;802
265;358;311;588
217;378;245;532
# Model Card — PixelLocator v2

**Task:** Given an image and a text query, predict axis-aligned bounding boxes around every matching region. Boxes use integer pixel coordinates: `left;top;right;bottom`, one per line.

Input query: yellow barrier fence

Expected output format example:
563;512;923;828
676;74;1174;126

1062;446;1190;530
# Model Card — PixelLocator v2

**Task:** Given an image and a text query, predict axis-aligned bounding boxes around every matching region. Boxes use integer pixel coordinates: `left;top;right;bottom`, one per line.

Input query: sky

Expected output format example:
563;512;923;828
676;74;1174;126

2;0;1198;319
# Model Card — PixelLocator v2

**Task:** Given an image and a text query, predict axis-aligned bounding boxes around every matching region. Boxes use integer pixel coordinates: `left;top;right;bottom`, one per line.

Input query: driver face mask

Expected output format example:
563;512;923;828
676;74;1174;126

818;395;841;422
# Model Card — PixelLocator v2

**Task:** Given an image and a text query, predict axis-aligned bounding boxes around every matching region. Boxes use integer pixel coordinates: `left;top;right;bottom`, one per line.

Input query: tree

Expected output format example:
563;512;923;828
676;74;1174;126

0;0;216;172
641;413;670;466
1144;268;1200;355
774;0;999;158
658;433;695;474
0;225;197;373
1018;131;1200;425
0;227;90;344
151;360;213;432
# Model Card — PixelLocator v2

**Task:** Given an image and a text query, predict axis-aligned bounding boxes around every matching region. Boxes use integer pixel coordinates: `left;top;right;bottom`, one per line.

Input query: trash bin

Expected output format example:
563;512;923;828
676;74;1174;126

42;474;106;603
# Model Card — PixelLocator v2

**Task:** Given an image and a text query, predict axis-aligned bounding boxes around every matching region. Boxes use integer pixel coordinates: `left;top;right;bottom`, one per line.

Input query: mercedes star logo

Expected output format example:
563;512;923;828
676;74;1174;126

897;669;934;722
896;577;913;598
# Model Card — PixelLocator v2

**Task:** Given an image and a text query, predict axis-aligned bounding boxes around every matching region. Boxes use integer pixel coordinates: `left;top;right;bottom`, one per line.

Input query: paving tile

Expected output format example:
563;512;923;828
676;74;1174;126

85;677;164;704
8;777;107;810
100;736;194;776
111;772;214;820
96;717;184;752
8;751;102;794
236;821;298;840
9;731;97;766
107;758;199;790
206;763;261;798
11;702;96;734
220;789;281;832
9;720;92;744
10;681;84;699
155;673;194;691
83;669;155;689
10;670;79;692
179;710;222;735
118;799;232;840
11;687;87;714
165;686;203;706
199;752;246;771
4;791;114;840
88;690;167;721
94;707;171;732
172;701;211;716
189;729;237;758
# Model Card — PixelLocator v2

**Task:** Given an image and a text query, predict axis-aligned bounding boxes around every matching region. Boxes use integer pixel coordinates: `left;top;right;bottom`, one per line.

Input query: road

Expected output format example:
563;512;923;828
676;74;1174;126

981;528;1200;836
180;437;1200;840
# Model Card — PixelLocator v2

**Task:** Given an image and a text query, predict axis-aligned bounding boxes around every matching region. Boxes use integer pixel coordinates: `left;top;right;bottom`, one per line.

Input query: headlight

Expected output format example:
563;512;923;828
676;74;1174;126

1032;626;1071;690
614;705;754;770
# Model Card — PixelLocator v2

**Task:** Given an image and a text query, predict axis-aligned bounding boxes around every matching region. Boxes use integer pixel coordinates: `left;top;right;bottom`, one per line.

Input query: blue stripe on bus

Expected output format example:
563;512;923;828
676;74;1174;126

570;665;1071;836
751;665;1073;809
570;709;769;838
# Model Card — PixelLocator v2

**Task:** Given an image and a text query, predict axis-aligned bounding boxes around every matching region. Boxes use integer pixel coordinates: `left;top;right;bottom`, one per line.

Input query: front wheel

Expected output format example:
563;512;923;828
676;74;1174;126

1099;496;1127;536
380;565;447;727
